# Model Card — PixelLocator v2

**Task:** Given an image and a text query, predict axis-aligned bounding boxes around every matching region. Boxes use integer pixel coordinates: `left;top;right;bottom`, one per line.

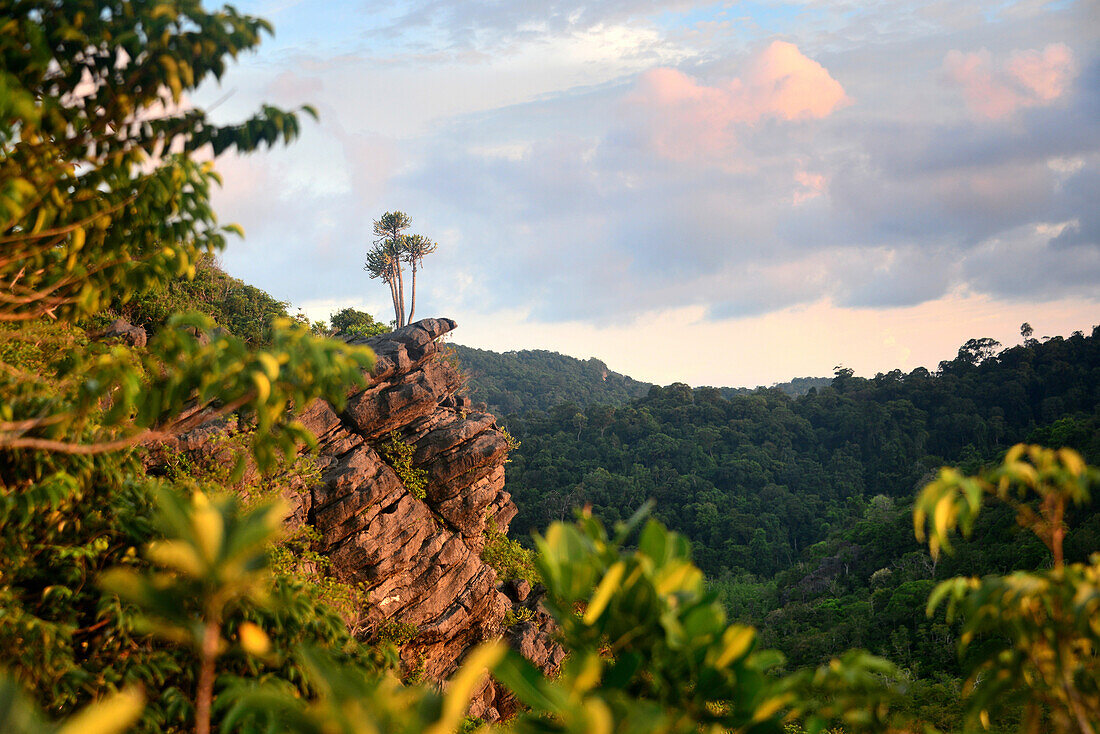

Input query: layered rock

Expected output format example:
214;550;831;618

164;318;563;716
288;318;563;719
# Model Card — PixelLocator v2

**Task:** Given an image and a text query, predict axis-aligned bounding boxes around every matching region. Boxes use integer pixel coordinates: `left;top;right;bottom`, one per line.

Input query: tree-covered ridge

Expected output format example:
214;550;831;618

104;254;294;345
448;345;654;416
102;256;388;345
449;345;833;419
499;327;1100;727
718;376;833;399
504;327;1100;574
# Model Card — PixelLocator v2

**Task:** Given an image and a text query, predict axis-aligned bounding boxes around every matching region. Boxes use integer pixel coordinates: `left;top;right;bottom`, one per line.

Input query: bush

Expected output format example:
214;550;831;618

377;431;429;499
481;519;539;584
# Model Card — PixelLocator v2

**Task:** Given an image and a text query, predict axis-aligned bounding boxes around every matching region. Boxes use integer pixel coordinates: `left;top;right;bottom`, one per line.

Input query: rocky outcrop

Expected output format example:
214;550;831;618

284;318;563;718
96;318;147;348
162;318;564;715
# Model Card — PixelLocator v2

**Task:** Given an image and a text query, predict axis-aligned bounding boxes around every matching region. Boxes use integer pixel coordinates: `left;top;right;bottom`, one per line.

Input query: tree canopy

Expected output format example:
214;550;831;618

364;211;437;327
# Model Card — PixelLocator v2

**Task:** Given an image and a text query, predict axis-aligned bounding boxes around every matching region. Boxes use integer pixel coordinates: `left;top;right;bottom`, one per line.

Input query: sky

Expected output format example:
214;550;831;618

197;0;1100;387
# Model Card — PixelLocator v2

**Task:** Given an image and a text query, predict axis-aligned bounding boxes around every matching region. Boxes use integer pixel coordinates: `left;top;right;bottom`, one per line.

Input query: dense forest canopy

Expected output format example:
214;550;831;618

498;326;1100;727
504;327;1100;571
448;345;654;415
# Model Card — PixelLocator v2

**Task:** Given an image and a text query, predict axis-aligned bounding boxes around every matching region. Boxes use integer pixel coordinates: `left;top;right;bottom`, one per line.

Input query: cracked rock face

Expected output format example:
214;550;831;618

289;318;563;716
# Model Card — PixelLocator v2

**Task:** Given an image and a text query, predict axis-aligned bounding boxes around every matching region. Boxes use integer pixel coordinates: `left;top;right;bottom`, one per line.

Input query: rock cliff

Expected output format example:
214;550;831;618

282;318;563;719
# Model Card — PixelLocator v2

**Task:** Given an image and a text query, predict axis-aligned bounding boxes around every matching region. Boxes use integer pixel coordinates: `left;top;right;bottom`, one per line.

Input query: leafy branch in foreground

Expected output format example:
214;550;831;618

100;489;285;734
0;313;372;466
97;488;501;734
0;674;143;734
490;508;904;734
915;444;1100;733
0;0;316;323
1;2;387;730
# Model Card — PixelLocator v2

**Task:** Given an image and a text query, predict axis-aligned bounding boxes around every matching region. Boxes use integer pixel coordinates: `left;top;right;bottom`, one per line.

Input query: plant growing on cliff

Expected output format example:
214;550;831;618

502;607;535;628
500;427;521;457
481;518;539;584
378;430;429;499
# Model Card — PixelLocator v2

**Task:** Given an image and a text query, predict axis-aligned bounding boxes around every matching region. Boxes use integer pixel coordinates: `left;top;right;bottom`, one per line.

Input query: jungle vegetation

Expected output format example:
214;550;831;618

500;328;1100;728
1;1;1098;733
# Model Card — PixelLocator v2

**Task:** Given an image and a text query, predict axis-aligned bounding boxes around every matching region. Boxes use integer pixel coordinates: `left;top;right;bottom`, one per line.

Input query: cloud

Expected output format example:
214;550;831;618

363;0;701;54
1050;162;1100;249
451;295;1100;388
198;0;1100;377
626;41;849;159
943;43;1076;118
963;219;1100;299
792;170;827;204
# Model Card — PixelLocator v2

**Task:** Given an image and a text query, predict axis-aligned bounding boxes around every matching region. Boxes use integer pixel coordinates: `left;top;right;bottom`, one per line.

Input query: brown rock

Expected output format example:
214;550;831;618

152;317;560;706
98;319;147;348
508;578;532;602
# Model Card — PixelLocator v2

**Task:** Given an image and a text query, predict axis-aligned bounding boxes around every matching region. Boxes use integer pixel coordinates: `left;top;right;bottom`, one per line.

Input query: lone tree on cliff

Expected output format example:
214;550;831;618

364;211;437;327
403;233;438;323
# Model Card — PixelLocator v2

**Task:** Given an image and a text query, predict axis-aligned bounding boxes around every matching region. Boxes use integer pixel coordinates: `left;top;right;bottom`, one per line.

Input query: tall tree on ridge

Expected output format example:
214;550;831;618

364;211;437;327
365;243;400;327
369;211;411;326
403;233;438;323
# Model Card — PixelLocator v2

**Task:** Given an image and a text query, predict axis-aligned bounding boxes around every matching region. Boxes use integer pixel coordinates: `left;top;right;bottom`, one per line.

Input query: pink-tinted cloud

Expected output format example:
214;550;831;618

627;41;849;160
793;170;827;205
943;43;1076;119
745;41;850;121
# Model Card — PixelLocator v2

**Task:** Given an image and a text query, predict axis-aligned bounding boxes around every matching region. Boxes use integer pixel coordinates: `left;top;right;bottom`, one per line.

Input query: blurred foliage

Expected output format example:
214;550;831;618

481;518;539;584
99;489;286;734
491;509;904;734
0;674;143;734
917;445;1100;733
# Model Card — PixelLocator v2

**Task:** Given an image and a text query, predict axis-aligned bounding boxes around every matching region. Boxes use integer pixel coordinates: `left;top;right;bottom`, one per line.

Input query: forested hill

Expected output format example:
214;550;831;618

448;344;833;417
717;376;832;398
500;327;1100;720
448;344;654;416
504;328;1100;574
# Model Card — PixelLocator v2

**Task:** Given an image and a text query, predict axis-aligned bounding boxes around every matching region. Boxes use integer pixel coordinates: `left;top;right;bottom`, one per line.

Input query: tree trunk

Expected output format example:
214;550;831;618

396;260;406;327
385;274;399;328
408;261;417;323
195;619;220;734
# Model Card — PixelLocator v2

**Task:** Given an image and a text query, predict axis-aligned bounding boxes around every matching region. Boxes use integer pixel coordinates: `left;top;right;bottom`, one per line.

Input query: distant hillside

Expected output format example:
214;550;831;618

447;345;653;416
716;376;832;399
